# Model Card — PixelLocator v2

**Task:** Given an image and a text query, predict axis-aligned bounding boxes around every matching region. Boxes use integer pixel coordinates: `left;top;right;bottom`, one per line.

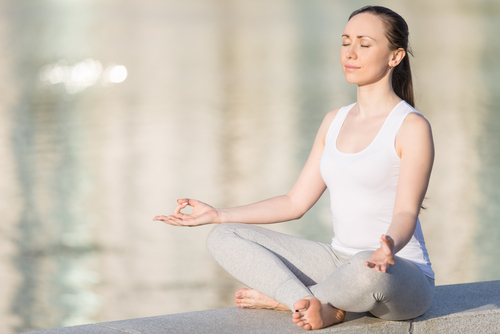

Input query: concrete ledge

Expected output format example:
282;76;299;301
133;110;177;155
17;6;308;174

23;280;500;334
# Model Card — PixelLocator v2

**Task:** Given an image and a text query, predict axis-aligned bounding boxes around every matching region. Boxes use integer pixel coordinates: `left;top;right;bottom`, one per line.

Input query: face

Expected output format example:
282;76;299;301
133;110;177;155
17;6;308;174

341;13;401;86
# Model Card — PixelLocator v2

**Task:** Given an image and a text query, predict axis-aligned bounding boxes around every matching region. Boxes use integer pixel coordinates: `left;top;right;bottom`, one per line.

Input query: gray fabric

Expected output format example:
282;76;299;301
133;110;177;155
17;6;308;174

206;223;434;320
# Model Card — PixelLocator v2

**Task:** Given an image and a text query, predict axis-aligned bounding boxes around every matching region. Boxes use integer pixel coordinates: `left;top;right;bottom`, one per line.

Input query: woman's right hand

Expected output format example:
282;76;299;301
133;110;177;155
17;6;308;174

153;198;220;227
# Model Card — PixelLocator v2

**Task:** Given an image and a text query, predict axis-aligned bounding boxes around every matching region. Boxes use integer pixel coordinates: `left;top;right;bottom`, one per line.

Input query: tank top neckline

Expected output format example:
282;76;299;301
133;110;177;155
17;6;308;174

334;100;405;155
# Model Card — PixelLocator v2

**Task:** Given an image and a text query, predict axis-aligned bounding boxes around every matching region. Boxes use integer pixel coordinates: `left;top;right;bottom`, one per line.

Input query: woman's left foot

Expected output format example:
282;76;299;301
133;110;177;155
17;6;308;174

292;297;346;330
234;288;290;311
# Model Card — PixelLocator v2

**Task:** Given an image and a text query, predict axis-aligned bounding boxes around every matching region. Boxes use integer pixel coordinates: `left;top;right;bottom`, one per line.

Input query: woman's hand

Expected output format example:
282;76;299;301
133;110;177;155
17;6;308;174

365;235;396;272
153;199;219;227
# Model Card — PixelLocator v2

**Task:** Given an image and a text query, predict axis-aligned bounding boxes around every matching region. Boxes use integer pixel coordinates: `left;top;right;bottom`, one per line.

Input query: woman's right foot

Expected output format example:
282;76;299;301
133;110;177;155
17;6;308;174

235;288;290;311
292;297;346;330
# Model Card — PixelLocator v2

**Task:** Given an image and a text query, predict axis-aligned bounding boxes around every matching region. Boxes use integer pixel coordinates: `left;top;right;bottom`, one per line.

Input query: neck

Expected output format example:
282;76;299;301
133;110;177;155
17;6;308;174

355;75;402;117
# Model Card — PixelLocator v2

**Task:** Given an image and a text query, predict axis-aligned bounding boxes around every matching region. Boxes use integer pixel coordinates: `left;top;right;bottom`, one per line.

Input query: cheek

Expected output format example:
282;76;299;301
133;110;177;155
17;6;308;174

368;52;391;72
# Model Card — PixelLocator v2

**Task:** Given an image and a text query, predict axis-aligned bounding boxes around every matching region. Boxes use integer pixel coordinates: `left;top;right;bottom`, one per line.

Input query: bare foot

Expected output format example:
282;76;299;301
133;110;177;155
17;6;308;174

234;288;290;311
292;297;345;330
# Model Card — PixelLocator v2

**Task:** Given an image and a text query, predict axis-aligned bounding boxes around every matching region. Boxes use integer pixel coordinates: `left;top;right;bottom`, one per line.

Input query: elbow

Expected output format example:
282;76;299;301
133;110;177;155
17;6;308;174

293;211;305;220
289;204;309;220
283;193;310;221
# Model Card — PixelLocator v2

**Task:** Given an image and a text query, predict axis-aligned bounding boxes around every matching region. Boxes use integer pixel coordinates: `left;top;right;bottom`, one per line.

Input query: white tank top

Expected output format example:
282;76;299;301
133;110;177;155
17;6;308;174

320;101;434;279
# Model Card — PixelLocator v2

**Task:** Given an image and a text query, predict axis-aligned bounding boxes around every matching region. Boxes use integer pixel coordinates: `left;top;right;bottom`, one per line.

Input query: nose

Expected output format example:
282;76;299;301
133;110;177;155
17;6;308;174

345;45;356;60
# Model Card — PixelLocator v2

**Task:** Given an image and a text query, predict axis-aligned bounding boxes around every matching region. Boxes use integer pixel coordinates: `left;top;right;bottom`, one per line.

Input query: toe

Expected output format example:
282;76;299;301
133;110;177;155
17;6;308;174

238;300;252;308
235;288;249;298
295;320;305;327
293;299;310;312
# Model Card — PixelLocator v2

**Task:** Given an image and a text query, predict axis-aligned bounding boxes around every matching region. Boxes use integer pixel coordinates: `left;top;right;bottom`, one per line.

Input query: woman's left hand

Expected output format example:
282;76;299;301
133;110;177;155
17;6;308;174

365;235;396;272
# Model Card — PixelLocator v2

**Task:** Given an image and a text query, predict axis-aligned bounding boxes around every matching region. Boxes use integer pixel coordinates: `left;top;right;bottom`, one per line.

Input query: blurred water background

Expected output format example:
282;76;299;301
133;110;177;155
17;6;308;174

1;0;499;332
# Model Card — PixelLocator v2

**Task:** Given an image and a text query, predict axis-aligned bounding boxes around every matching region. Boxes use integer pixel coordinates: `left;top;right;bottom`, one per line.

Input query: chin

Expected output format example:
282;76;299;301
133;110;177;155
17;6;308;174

343;74;362;85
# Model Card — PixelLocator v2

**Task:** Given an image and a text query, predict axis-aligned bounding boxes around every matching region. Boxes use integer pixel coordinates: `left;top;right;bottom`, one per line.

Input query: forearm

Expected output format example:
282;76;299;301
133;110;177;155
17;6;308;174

385;212;418;254
215;194;306;224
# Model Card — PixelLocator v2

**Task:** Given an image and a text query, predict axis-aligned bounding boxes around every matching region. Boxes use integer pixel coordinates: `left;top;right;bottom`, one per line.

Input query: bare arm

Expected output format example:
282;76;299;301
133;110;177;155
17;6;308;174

154;109;340;227
365;113;434;272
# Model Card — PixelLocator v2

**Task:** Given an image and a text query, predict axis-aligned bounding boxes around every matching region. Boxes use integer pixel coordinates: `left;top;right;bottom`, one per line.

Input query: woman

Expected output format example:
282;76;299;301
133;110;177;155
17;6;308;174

154;5;435;331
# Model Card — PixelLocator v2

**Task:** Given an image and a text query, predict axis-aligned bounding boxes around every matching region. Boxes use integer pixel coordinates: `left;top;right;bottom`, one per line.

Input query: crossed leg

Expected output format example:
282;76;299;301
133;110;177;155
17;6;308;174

206;223;433;330
206;223;349;329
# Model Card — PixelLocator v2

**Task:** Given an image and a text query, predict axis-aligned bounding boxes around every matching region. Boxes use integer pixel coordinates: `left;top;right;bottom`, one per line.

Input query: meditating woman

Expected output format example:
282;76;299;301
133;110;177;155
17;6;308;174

154;5;435;330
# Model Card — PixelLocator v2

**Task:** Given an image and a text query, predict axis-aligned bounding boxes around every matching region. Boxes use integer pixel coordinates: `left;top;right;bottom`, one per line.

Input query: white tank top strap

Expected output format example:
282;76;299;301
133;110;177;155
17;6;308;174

325;103;355;142
378;101;422;145
326;100;421;155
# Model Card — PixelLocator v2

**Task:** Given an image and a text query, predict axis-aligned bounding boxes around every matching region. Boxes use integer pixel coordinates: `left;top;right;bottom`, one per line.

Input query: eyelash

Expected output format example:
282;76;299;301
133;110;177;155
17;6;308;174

341;44;369;48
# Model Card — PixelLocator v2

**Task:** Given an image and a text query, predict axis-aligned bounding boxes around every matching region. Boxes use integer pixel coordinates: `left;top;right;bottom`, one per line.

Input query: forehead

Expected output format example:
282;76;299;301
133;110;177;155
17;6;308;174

343;13;386;39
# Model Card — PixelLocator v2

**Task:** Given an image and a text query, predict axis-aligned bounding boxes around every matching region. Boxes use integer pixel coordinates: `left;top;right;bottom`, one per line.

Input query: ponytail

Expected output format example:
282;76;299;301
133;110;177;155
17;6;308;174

392;51;414;107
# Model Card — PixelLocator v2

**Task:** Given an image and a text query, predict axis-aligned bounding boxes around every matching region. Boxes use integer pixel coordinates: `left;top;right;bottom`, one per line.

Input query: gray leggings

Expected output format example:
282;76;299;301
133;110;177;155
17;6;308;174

206;223;434;320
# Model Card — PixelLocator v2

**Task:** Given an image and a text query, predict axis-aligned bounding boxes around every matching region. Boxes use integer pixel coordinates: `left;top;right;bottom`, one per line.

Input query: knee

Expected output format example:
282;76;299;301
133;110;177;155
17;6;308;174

348;251;392;285
206;223;240;255
349;251;373;266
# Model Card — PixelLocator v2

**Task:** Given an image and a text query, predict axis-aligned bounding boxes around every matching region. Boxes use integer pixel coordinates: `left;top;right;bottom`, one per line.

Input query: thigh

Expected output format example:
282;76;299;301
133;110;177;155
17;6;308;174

207;223;345;286
310;251;434;320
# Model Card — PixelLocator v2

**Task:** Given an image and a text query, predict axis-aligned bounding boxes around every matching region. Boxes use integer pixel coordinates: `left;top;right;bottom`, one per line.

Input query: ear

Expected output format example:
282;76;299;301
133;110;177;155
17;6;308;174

389;48;406;68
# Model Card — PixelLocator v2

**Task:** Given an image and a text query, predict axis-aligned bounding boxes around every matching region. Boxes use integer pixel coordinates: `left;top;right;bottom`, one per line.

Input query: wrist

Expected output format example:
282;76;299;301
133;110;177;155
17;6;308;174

214;208;226;224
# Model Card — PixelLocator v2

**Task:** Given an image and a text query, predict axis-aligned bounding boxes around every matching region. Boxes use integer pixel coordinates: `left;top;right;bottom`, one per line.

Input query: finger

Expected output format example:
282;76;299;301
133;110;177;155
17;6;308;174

381;235;395;250
168;215;200;227
380;235;395;260
158;215;178;224
173;202;189;215
159;218;180;226
380;240;391;255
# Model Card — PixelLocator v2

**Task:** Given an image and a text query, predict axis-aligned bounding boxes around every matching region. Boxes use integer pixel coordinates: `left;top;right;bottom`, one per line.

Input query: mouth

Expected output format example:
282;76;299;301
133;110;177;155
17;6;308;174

344;65;360;72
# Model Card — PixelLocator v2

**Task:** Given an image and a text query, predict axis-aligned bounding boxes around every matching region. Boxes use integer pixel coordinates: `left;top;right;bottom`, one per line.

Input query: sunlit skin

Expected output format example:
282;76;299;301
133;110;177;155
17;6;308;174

154;12;434;331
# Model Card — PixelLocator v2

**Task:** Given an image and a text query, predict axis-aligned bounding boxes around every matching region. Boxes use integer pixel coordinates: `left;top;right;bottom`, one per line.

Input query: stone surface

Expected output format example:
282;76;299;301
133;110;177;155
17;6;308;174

20;324;125;334
412;280;500;334
22;280;500;334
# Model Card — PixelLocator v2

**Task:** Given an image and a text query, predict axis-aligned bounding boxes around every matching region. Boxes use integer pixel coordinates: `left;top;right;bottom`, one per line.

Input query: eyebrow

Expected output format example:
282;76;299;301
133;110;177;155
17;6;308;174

341;34;376;41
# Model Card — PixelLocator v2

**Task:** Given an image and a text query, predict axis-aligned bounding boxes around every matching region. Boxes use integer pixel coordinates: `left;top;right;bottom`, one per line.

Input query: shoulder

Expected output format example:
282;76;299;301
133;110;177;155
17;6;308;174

322;103;355;127
396;109;434;158
323;107;342;124
314;107;342;145
320;107;343;132
400;111;432;138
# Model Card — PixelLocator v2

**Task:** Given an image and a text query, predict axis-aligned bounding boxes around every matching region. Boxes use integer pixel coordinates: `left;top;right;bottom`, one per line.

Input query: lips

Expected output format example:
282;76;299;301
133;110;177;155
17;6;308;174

344;65;360;71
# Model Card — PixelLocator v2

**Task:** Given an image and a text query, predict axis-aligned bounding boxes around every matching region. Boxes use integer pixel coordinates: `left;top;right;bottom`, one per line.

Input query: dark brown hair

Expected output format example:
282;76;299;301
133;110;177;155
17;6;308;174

349;6;415;107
